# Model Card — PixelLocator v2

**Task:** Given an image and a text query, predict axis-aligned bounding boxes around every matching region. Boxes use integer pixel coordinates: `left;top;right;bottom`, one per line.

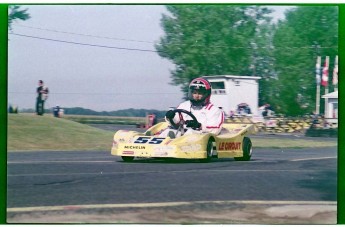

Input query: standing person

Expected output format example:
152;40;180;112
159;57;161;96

36;80;49;115
163;77;224;138
53;105;60;117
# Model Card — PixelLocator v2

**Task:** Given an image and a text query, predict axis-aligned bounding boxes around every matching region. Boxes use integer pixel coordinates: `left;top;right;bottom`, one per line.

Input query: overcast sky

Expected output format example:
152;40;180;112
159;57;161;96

8;5;293;111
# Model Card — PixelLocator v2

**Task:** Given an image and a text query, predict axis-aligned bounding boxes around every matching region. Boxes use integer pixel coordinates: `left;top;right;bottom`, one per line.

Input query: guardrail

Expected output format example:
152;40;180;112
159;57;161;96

63;114;146;125
225;116;338;133
63;114;338;134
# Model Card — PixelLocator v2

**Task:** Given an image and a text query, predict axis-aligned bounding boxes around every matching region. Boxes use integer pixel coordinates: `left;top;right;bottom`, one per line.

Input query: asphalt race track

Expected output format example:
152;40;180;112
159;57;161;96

7;142;337;224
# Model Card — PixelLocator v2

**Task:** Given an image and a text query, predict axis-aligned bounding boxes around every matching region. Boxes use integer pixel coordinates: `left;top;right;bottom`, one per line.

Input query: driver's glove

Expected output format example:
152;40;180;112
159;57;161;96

186;120;201;129
165;110;175;119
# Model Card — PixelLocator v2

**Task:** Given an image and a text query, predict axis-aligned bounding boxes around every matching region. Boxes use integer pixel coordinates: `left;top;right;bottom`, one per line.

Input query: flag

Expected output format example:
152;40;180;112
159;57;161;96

321;56;329;87
332;55;338;86
333;65;338;86
315;56;321;85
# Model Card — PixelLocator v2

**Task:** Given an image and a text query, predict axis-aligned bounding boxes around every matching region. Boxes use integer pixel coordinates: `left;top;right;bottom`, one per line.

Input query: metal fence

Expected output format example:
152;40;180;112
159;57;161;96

225;115;338;133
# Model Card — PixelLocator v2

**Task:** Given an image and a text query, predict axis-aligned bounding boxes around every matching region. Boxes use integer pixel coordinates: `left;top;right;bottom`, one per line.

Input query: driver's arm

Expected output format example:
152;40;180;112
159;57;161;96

201;105;224;135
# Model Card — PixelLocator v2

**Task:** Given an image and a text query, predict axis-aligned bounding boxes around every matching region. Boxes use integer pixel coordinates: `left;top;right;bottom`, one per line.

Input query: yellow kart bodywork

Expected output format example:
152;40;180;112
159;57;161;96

111;122;255;162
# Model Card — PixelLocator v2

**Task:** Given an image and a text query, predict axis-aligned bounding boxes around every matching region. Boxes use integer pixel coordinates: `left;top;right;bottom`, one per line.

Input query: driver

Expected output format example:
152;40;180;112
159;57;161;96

163;77;224;137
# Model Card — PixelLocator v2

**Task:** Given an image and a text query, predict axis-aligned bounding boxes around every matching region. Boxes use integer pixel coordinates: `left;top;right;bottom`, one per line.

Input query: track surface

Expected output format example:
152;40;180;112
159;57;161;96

7;145;337;224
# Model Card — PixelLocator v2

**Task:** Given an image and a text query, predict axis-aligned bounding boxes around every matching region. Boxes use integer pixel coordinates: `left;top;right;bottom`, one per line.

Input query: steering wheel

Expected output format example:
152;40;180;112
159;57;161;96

166;109;199;130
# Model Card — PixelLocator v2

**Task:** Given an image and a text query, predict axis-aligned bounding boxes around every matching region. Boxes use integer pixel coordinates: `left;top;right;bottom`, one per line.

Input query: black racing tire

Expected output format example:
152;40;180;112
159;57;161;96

234;137;252;161
121;156;134;162
201;138;215;163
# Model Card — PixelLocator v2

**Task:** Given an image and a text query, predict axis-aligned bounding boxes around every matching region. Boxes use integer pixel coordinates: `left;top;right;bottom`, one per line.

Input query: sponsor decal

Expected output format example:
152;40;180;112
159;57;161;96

153;146;174;153
164;140;173;145
154;129;165;136
185;135;201;142
218;142;241;151
226;131;237;134
124;145;146;149
112;141;119;149
225;128;243;134
180;144;202;152
133;137;165;144
122;151;134;155
154;151;169;157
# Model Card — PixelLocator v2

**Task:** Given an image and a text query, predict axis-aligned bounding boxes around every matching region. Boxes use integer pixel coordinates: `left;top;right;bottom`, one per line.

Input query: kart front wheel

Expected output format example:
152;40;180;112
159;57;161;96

234;137;252;161
201;138;215;163
121;156;134;162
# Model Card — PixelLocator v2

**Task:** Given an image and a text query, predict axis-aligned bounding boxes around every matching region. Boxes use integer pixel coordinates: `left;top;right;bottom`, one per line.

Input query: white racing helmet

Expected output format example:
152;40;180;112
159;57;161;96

188;77;212;106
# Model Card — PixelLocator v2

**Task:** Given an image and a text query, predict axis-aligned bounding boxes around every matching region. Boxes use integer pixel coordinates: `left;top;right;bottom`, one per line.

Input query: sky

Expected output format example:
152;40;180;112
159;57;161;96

8;5;293;112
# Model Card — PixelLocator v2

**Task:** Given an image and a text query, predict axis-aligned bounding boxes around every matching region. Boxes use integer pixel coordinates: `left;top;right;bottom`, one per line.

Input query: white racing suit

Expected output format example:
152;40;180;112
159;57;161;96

161;100;225;137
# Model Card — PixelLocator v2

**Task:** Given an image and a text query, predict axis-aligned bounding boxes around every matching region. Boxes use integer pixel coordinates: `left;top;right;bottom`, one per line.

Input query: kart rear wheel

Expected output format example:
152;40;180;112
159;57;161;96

121;156;134;162
234;137;252;161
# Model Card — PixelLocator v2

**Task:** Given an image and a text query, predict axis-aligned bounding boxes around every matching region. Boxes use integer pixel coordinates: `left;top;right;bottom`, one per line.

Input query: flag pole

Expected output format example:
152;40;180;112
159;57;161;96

315;56;321;115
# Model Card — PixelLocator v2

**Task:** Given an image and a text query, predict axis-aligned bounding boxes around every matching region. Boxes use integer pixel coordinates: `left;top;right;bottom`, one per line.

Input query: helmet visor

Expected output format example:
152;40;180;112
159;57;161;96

189;86;207;103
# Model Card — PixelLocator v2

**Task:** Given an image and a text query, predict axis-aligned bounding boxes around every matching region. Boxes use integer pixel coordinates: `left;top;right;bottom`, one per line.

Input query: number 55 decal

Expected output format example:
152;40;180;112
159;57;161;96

134;137;165;144
149;138;165;144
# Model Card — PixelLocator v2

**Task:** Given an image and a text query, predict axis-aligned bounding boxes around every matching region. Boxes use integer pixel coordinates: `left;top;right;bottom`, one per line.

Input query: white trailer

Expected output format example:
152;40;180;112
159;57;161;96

202;75;261;116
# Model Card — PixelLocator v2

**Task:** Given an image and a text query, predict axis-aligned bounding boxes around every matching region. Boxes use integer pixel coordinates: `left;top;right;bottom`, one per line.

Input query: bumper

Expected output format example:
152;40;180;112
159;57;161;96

111;143;207;159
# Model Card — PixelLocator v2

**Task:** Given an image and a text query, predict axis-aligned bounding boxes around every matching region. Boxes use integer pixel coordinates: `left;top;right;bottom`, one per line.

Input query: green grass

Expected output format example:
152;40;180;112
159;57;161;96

252;137;337;148
7;114;114;151
7;114;337;152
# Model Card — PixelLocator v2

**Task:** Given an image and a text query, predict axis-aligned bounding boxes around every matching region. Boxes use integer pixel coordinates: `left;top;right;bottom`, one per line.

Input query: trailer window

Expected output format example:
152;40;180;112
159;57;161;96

211;82;226;95
211;82;225;89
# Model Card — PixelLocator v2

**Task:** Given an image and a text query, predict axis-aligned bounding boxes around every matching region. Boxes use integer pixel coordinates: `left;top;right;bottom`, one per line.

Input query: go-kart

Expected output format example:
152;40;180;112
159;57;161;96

111;109;255;162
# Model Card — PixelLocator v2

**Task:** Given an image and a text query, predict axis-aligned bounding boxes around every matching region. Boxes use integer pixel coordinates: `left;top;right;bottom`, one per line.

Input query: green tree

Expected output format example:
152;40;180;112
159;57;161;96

8;5;30;30
272;6;338;116
155;5;272;96
249;22;277;107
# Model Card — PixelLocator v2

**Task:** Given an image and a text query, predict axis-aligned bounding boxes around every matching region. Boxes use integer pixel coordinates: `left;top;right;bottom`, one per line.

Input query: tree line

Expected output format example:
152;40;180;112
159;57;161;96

9;5;338;117
18;107;167;118
155;5;338;116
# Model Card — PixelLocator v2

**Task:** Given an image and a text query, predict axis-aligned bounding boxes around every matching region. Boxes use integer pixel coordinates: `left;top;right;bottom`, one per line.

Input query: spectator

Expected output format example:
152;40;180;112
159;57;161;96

229;110;235;119
36;80;49;116
8;105;18;114
53;105;60;117
260;103;274;117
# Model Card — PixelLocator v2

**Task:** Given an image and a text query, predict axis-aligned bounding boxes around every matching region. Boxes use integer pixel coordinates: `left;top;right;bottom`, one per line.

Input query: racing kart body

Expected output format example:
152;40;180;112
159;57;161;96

111;109;255;162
